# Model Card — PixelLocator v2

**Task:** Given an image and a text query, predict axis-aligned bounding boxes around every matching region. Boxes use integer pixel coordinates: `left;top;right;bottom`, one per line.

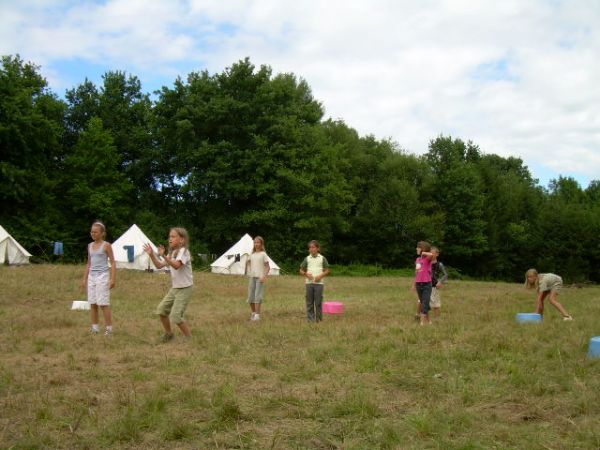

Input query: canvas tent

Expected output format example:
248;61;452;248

112;224;161;270
211;234;280;275
0;225;32;265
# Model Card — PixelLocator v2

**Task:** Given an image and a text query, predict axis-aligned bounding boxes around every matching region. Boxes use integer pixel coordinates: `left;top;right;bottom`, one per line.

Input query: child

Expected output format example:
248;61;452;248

524;269;573;321
245;236;270;321
413;241;433;325
299;240;330;323
430;246;448;317
81;221;116;335
144;228;193;342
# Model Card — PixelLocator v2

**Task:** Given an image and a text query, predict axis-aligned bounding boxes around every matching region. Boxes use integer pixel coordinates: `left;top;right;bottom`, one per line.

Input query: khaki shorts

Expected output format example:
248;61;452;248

156;286;192;324
430;287;442;308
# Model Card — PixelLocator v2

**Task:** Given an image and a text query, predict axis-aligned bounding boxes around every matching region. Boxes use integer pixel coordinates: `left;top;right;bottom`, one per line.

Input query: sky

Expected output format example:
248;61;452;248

1;0;599;188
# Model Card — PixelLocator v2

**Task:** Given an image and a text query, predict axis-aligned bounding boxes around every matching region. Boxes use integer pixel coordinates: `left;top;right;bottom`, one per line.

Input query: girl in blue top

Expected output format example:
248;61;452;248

81;221;116;335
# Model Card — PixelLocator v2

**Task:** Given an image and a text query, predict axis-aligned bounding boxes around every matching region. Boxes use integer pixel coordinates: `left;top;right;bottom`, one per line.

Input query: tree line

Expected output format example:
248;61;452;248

1;55;598;282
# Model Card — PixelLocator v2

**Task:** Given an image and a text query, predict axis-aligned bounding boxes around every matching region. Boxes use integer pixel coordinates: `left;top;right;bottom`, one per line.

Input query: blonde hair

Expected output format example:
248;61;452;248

524;268;539;289
252;236;265;253
169;227;189;256
91;220;107;240
431;246;440;254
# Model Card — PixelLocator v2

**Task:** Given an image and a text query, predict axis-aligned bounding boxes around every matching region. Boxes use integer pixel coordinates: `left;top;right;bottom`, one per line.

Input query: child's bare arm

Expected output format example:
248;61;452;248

315;268;330;282
106;243;117;288
144;243;166;269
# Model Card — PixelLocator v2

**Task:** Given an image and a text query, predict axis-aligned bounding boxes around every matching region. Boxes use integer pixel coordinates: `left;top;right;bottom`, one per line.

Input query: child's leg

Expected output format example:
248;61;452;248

90;304;99;328
306;284;315;322
248;278;257;314
314;284;324;322
88;274;100;329
170;287;192;337
254;280;265;315
160;315;173;334
419;284;432;324
430;287;441;317
548;290;570;317
100;305;112;327
156;289;176;336
177;321;192;337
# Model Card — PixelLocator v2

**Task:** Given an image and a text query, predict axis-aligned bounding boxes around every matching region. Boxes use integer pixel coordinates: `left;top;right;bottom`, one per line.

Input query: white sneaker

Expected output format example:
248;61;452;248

250;313;256;321
563;316;573;321
104;329;113;336
254;314;260;321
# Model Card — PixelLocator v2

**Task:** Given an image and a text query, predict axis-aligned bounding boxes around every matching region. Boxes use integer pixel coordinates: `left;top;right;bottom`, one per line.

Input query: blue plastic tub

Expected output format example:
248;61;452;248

516;313;542;323
588;337;600;359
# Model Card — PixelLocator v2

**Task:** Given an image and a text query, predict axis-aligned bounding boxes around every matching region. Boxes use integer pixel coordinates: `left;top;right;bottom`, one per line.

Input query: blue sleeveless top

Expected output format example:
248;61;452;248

89;241;109;274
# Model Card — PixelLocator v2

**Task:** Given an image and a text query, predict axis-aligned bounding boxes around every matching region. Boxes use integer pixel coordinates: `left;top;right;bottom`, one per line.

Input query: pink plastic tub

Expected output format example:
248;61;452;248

323;302;344;314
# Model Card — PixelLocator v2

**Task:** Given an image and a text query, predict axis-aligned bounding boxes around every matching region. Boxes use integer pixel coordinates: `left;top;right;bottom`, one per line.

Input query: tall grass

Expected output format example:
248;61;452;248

0;265;598;449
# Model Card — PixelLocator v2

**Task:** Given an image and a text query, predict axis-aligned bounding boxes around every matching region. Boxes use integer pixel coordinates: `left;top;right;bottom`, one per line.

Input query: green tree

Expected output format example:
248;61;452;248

65;72;156;215
323;120;440;267
0;55;65;251
425;136;487;273
61;117;133;242
534;177;599;282
475;154;544;279
153;58;354;261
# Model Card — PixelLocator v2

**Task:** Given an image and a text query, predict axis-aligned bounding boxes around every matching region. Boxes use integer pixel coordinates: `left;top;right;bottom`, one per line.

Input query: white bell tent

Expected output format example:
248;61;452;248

112;224;161;270
211;234;280;275
0;225;32;265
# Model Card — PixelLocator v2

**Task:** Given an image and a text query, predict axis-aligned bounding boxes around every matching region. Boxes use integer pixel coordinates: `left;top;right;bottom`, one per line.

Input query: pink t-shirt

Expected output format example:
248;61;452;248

415;256;432;283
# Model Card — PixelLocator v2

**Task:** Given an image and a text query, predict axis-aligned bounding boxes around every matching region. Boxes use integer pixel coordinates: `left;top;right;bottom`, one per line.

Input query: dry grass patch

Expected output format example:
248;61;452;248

0;264;599;449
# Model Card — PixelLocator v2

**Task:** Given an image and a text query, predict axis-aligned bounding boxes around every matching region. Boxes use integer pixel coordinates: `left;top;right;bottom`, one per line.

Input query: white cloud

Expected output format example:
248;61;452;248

1;0;599;184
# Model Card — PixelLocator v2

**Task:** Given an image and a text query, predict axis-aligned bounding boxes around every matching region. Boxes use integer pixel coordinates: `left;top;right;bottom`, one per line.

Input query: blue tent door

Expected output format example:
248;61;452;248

123;245;135;263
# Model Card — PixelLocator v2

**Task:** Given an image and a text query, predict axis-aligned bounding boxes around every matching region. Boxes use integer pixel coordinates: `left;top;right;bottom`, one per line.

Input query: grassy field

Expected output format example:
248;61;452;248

0;265;599;450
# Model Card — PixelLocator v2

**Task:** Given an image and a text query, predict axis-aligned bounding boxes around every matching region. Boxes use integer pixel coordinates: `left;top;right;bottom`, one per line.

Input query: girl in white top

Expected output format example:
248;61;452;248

81;221;116;335
245;236;270;321
144;228;194;342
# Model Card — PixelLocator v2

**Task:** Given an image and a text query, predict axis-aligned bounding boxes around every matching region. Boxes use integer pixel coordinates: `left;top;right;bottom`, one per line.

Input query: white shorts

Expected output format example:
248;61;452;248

430;287;442;308
88;272;110;306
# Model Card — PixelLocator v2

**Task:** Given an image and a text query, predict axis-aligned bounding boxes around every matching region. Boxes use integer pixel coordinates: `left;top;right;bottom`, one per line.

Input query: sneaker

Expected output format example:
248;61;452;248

250;313;256;321
160;333;174;343
253;314;261;321
563;316;573;321
104;329;113;336
91;328;99;335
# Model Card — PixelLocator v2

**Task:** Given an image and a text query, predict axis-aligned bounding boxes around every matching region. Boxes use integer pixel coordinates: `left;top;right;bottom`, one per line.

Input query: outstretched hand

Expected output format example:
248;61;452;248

143;243;153;255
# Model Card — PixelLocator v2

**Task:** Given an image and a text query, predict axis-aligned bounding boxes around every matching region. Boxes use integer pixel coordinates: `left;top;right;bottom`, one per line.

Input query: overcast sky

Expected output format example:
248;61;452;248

2;0;599;188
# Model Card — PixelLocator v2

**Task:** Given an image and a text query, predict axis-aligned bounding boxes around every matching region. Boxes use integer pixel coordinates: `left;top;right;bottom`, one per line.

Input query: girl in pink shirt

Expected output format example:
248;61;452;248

413;241;433;325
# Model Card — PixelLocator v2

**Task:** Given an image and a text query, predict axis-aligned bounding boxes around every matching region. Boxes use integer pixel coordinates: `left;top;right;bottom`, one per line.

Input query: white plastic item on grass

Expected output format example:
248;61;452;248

71;300;90;310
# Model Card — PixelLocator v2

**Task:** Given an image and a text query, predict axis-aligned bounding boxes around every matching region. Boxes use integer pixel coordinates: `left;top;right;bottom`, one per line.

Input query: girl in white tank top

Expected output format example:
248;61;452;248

81;221;116;335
